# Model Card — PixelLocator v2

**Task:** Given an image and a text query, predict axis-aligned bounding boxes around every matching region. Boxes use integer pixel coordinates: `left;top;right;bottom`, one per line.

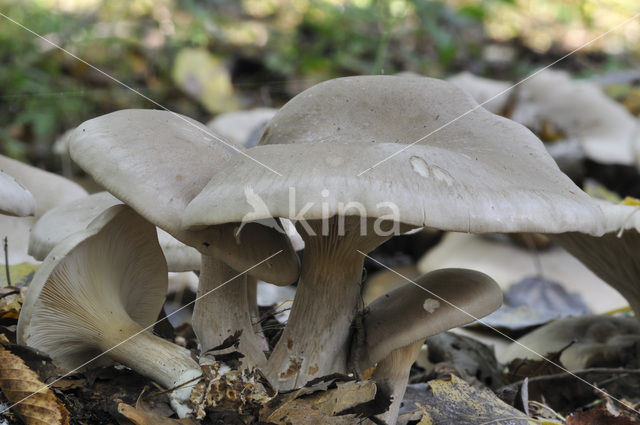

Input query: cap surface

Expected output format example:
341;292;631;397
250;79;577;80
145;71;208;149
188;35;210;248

69;109;298;284
359;268;502;368
0;169;36;217
29;191;200;271
184;76;604;236
0;154;86;217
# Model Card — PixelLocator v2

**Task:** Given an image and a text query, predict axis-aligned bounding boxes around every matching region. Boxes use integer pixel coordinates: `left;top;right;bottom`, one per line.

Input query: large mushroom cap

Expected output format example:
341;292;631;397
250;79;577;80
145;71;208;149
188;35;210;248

0;169;36;217
29;192;200;272
17;204;168;369
0;154;87;218
69;109;298;284
184;76;603;235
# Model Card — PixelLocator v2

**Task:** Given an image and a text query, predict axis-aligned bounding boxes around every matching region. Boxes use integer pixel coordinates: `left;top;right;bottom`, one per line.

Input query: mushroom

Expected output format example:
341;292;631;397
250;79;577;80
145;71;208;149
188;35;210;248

28;191;201;272
0;170;35;217
17;205;201;416
182;75;606;389
550;200;640;317
356;268;503;425
68;110;299;369
510;69;639;166
207;108;277;148
0;154;86;218
1;154;87;274
446;71;512;115
499;315;640;371
418;232;627;314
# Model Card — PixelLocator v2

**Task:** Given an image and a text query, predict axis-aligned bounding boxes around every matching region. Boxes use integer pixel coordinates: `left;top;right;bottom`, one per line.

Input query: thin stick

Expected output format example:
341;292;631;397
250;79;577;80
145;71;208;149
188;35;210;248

3;237;10;286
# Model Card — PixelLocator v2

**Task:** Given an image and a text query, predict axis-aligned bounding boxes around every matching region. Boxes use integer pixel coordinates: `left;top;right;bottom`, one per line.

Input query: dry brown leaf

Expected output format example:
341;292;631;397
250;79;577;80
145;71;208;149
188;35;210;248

566;407;638;425
261;379;380;425
118;402;198;425
0;345;69;425
0;286;24;320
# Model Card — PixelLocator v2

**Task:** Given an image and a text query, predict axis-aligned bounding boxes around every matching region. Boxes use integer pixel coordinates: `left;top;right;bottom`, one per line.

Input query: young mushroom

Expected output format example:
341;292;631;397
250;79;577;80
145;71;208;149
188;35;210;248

183;75;606;389
17;205;201;416
356;268;503;425
68;110;299;369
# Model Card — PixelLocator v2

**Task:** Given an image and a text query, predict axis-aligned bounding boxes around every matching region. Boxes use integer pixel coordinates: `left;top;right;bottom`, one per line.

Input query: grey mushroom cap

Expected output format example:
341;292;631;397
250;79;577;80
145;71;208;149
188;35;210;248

356;268;503;370
0;154;87;218
29;191;201;272
183;76;604;235
0;169;36;217
69;109;298;284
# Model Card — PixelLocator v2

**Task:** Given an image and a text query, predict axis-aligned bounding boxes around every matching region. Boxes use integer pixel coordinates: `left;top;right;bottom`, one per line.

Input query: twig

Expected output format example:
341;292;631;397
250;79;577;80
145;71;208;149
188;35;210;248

3;237;10;286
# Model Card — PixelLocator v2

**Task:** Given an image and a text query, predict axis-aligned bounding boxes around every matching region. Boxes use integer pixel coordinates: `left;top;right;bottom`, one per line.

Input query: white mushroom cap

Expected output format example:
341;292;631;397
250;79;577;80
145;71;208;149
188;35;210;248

184;76;604;235
418;232;627;314
0;169;36;217
68;109;298;284
0;154;87;218
511;69;638;165
446;71;512;114
29;192;200;272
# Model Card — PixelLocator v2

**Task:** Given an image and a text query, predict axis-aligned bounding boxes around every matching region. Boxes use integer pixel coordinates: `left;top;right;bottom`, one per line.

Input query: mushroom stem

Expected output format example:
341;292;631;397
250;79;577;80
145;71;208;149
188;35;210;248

371;340;423;425
102;317;202;415
193;255;267;368
247;275;270;352
266;218;389;390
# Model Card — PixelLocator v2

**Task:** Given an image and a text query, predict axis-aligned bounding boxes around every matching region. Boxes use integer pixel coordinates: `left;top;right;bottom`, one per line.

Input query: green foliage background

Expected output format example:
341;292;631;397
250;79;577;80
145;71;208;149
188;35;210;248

0;0;638;168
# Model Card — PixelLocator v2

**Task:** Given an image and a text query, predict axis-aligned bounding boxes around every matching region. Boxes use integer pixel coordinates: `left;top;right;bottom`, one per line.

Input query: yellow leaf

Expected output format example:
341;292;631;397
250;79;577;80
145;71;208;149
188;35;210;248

0;262;39;287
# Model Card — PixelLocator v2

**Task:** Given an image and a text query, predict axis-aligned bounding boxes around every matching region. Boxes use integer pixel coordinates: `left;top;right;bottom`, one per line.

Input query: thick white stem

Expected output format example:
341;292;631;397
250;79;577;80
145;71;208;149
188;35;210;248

371;340;423;425
101;319;201;417
193;255;267;368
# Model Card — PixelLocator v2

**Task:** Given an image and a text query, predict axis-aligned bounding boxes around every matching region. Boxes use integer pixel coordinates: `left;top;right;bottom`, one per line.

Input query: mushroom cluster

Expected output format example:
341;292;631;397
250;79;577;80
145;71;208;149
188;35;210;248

14;74;640;424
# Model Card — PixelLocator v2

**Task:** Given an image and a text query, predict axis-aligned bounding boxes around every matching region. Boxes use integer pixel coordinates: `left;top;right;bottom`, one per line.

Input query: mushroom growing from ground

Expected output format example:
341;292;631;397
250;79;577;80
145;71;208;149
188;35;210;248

355;268;503;425
17;205;201;416
183;75;608;389
68;110;299;369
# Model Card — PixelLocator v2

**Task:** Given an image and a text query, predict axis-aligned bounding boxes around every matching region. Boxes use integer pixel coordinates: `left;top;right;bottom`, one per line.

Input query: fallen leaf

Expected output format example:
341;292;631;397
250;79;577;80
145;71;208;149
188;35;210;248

118;402;197;425
0;345;69;425
566;407;638;425
401;375;538;425
261;379;384;425
0;263;39;287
